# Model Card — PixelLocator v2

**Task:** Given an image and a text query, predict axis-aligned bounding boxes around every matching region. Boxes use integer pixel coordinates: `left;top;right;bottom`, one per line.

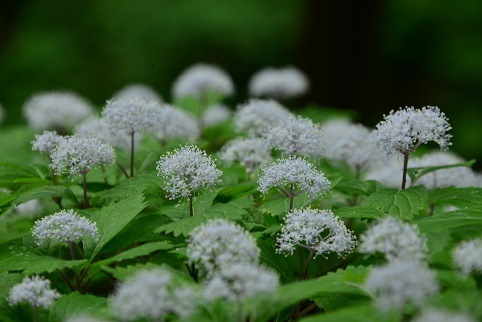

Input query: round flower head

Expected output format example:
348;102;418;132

201;104;232;127
452;238;482;275
31;130;63;155
50;134;115;178
234;99;292;137
172;63;234;100
365;259;439;312
23;91;93;131
359;216;428;262
371;106;452;158
8;275;60;309
410;151;476;190
187;219;260;277
263;114;324;157
155;104;199;142
218;137;272;176
248;66;309;99
412;308;476;322
277;208;356;258
156;145;222;200
110;268;196;321
258;156;331;201
32;209;99;246
113;83;163;103
102;96;162;135
204;262;279;302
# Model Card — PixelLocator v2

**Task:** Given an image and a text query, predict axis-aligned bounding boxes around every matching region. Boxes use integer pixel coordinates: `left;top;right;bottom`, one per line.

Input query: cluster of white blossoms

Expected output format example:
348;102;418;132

187;219;260;277
412;308;476;322
264;115;324;157
201;104;232;127
8;275;60;309
218;137;272;176
410;151;476;190
50;134;116;178
258;156;331;200
155;104;199;142
371;106;452;157
31;130;63;155
248;66;309;99
113;83;163;103
156;145;222;200
172;63;234;100
233;99;291;137
110;268;197;321
277;208;356;258
359;216;428;262
203;262;279;302
14;199;43;218
102;96;162;135
23;91;93;131
364;259;439;312
452;238;482;275
31;209;99;246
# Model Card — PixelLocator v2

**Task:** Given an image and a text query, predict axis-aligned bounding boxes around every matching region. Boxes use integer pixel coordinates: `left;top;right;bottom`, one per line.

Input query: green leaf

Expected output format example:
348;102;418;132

408;159;476;185
0;239;87;275
101;263;160;280
158;190;218;219
333;206;385;219
260;194;312;217
416;208;482;234
49;292;111;322
429;187;482;209
258;239;293;283
15;185;79;206
299;304;399;322
333;180;381;197
88;193;147;261
361;186;428;220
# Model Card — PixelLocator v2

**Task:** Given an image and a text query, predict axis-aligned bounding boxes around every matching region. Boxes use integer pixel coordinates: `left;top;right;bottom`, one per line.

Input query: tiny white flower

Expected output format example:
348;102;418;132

156;145;222;200
8;275;60;309
204;262;279;302
32;209;99;246
277;208;356;258
23;91;94;131
187;219;260;277
50;134;115;178
218;137;272;176
359;217;428;262
172;63;234;100
233;98;292;137
371;106;452;158
452;238;482;275
258;156;330;201
365;259;439;312
248;66;309;99
113;83;163;103
201;104;232;127
264;114;324;157
412;308;476;322
155;104;199;142
31;130;63;155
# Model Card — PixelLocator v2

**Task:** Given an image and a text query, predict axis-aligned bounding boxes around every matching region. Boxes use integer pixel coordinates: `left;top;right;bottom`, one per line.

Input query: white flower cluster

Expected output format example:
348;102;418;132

31;130;63;155
452;238;482;275
410;151;476;190
50;134;116;178
258;156;330;200
113;83;163;103
412;308;476;322
8;275;60;309
172;63;234;100
110;268;196;321
187;219;260;277
359;217;428;262
371;106;452;157
364;259;439;312
277;208;356;258
264;115;324;157
23;91;93;131
14;199;43;218
218;137;272;175
201;104;232;127
156;145;222;199
102;96;162;135
248;66;309;99
234;99;291;137
156;104;199;141
31;209;99;246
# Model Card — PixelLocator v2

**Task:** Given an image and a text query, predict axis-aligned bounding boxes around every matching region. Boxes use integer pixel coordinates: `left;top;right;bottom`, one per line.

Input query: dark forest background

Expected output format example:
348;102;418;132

1;0;482;166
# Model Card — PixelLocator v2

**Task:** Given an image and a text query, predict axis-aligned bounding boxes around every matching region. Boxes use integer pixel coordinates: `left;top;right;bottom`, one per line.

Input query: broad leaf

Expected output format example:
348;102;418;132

416;208;482;234
333;206;385;219
429;187;482;209
258;239;293;283
333;180;381;197
158;190;218;219
408;159;475;186
49;292;111;322
299;304;399;322
260;194;312;217
15;185;79;206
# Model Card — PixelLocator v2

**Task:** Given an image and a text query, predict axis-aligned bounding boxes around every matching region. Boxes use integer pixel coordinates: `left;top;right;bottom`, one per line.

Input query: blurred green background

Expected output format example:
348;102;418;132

1;0;482;166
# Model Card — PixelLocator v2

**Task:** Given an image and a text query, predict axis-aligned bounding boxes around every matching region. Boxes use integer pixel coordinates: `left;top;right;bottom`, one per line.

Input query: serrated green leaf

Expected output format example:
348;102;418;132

299;304;399;322
158;190;218;219
361;186;428;220
88;193;147;261
14;185;79;206
260;194;312;217
258;239;293;283
333;206;385;219
0;239;87;275
408;159;475;185
101;263;160;280
416;208;482;234
429;187;482;209
333;180;381;197
49;292;111;322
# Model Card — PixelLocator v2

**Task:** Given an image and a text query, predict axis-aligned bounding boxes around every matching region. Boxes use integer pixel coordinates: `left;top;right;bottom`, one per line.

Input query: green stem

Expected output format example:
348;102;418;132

401;152;409;190
302;250;315;280
56;269;75;291
82;171;88;209
33;305;39;322
189;193;194;216
237;300;243;322
130;130;135;177
289;182;295;213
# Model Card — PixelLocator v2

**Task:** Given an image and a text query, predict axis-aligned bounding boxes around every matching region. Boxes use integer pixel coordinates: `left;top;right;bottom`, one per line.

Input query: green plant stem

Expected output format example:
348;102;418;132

289;182;295;213
237;300;243;322
56;269;75;291
401;152;409;190
130;130;135;178
298;302;318;318
189;193;194;216
116;162;129;179
185;263;199;283
302;250;315;280
82;171;88;209
67;242;76;260
33;305;39;322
